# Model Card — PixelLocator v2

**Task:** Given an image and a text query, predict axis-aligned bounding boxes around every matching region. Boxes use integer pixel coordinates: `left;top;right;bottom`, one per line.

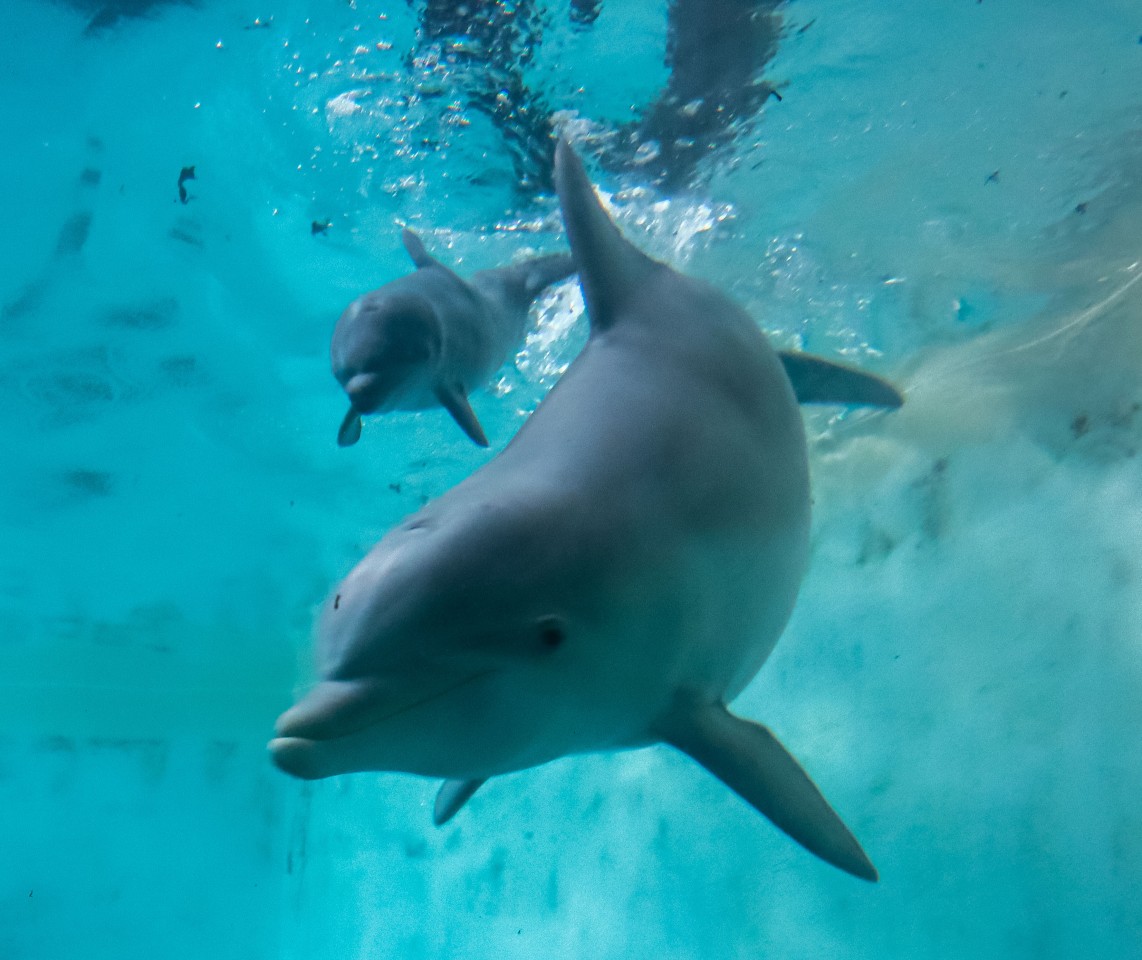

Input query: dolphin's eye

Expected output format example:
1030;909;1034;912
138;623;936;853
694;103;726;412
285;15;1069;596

535;616;567;651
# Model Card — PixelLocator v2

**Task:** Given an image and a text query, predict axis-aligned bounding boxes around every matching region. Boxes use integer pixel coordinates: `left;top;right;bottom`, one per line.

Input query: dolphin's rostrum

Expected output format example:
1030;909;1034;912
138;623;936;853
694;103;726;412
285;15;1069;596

330;229;575;447
274;141;901;882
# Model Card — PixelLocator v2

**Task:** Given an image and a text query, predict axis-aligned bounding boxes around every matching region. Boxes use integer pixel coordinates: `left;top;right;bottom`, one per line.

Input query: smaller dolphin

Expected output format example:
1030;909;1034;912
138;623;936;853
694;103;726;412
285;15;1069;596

331;230;575;447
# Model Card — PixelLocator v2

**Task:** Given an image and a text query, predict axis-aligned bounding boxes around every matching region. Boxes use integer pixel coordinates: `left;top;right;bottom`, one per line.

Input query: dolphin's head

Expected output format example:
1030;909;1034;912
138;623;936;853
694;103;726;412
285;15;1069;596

330;291;443;414
269;492;640;782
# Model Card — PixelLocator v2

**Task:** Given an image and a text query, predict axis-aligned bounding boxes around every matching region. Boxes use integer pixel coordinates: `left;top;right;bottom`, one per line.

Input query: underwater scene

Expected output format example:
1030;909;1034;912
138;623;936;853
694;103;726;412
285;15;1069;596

1;0;1140;957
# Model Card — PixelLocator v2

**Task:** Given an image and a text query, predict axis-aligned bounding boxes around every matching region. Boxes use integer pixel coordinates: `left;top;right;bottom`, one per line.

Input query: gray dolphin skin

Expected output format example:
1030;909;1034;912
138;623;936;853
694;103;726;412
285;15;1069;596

273;140;902;882
330;229;575;447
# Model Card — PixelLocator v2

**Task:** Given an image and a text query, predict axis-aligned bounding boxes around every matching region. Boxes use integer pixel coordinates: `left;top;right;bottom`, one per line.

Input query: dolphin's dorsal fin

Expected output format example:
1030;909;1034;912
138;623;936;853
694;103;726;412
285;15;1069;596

553;139;658;333
658;699;879;882
433;778;486;826
402;228;444;270
779;352;903;408
337;407;363;447
434;384;490;447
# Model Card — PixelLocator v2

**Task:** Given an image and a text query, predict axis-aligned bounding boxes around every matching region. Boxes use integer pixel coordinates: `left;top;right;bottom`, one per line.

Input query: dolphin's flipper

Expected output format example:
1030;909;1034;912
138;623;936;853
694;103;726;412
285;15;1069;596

337;407;363;447
435;385;490;447
660;701;879;882
778;351;903;409
553;138;659;332
401;228;445;270
433;778;487;826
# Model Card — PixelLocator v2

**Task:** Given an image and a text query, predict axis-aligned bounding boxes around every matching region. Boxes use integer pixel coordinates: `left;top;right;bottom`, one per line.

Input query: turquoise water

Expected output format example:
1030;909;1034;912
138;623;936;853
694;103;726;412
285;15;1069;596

2;1;1140;957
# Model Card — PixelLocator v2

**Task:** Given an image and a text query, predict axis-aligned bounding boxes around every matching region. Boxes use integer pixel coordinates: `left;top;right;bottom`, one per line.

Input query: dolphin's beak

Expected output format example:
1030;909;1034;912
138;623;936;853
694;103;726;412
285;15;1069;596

343;372;390;414
269;670;493;780
269;736;337;779
270;677;386;780
274;676;386;741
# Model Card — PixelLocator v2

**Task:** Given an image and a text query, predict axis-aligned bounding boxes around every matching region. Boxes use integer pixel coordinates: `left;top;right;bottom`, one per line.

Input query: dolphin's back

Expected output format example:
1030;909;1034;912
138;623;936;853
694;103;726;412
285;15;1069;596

467;253;576;369
467;143;811;701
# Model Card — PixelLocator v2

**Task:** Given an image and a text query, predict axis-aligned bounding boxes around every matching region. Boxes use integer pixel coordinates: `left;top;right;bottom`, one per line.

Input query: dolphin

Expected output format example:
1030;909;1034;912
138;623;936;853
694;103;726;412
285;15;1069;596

330;229;575;447
73;0;199;36
272;141;901;881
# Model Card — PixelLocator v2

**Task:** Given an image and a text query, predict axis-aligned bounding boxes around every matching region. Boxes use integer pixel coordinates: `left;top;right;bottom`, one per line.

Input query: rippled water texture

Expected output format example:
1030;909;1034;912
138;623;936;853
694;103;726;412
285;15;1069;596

1;1;1140;957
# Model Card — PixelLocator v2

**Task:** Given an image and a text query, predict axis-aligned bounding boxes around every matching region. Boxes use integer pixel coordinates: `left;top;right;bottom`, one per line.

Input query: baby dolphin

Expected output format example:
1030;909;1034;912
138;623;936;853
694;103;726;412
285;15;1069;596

331;229;575;447
273;141;901;881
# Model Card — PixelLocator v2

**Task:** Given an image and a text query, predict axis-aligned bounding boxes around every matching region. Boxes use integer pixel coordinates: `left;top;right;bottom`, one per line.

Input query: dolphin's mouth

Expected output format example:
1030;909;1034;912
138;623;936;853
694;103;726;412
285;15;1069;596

269;670;491;780
344;372;389;414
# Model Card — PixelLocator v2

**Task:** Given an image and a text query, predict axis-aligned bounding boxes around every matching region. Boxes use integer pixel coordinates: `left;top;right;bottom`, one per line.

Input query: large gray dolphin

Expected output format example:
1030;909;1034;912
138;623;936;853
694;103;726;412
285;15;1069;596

272;141;901;881
331;229;575;447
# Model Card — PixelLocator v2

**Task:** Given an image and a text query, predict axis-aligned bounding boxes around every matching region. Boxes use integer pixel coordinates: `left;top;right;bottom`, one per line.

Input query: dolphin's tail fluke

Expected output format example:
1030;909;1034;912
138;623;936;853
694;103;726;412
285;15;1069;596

487;252;577;310
657;699;879;882
520;252;577;299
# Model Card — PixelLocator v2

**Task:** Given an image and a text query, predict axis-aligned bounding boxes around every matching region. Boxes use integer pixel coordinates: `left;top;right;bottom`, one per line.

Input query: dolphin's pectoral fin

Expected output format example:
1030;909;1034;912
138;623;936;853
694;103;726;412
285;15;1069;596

659;701;878;882
433;778;487;826
337;407;363;447
778;351;903;409
435;385;490;447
